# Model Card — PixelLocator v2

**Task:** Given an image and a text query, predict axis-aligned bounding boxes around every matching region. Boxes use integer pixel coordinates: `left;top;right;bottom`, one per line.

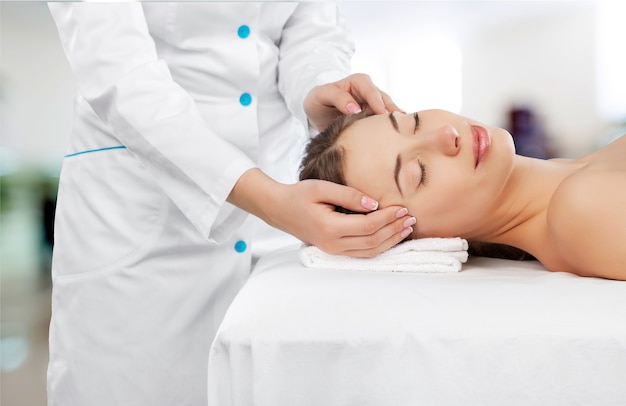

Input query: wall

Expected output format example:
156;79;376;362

1;4;624;403
2;2;624;168
462;4;604;157
1;2;74;173
339;1;624;158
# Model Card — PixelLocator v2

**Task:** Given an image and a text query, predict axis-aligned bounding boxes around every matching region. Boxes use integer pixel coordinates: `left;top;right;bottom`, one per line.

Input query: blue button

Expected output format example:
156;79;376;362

237;25;250;39
234;240;247;253
239;93;252;106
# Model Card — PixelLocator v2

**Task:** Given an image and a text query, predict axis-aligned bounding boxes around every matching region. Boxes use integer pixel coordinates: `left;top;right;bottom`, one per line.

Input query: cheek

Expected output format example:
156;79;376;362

411;169;486;237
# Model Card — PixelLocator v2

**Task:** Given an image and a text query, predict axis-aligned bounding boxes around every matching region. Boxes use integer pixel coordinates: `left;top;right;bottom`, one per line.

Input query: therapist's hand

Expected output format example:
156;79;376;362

228;168;414;258
304;73;403;132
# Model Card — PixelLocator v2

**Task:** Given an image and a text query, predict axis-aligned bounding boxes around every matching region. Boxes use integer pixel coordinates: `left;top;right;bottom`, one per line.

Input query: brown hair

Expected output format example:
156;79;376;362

299;109;370;185
299;110;535;261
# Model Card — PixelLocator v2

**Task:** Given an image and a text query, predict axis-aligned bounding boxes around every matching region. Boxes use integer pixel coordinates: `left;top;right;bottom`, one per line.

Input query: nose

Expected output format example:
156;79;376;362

428;124;460;156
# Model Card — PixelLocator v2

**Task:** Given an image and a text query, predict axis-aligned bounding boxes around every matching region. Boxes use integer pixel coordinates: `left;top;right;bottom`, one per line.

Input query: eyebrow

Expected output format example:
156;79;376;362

388;112;399;132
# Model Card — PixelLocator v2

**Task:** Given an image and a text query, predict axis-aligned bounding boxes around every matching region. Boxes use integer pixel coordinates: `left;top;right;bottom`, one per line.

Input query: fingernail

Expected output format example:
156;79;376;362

400;226;413;239
403;217;416;228
347;102;362;114
395;207;408;218
361;195;378;211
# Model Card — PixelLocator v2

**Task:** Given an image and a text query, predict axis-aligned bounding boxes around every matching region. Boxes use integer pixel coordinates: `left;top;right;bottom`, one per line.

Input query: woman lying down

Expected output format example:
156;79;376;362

299;108;626;281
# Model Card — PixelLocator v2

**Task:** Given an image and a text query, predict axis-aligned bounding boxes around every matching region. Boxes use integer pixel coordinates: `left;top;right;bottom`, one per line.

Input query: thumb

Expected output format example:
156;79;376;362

316;181;378;212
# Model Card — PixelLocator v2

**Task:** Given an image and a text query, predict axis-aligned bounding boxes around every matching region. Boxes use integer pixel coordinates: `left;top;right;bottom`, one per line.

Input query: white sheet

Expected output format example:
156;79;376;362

208;245;626;406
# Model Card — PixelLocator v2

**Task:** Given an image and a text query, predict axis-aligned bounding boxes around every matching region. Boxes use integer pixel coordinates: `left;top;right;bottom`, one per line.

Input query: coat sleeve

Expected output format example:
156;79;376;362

48;2;255;242
277;3;355;133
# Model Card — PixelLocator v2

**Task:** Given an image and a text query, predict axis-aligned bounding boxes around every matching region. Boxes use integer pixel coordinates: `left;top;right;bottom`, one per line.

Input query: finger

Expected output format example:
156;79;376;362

326;205;412;245
331;209;416;257
348;76;386;114
308;82;360;115
329;89;363;115
381;91;405;114
341;228;410;258
311;180;379;212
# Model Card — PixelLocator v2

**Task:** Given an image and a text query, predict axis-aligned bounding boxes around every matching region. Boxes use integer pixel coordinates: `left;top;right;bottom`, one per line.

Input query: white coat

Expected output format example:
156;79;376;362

46;3;353;405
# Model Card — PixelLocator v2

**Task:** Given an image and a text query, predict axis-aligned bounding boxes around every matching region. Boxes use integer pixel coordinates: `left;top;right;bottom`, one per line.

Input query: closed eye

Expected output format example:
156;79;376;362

413;113;426;187
418;159;427;187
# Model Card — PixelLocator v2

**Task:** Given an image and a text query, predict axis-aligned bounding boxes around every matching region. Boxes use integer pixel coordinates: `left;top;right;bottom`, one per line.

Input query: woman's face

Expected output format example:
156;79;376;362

337;109;516;239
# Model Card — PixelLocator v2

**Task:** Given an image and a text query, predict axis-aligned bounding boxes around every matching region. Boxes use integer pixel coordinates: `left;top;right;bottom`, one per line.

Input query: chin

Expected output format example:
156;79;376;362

489;128;516;161
501;129;517;154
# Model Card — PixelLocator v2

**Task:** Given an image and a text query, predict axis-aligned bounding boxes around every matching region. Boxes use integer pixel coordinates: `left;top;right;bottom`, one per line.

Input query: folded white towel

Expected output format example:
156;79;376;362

299;238;469;273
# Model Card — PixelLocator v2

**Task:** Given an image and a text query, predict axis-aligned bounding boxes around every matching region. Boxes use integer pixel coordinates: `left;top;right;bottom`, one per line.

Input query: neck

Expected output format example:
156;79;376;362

474;155;578;255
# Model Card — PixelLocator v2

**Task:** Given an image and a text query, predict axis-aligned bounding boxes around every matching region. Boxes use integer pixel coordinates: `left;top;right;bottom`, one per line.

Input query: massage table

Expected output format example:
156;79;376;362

207;244;626;405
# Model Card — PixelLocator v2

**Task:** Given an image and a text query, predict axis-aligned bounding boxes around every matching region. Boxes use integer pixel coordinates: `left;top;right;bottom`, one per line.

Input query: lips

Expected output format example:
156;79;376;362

472;125;491;168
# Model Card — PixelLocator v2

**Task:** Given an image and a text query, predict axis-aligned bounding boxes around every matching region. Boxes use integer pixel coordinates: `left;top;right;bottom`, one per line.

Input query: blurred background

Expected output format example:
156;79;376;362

1;1;624;404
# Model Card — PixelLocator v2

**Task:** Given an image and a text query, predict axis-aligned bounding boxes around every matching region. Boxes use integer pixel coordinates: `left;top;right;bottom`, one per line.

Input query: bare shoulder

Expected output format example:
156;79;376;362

547;164;626;280
580;134;626;165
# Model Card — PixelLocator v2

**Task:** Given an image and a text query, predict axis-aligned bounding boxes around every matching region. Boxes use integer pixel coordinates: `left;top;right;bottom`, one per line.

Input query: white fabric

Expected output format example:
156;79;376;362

299;238;468;273
208;245;626;406
46;3;353;406
48;2;352;243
